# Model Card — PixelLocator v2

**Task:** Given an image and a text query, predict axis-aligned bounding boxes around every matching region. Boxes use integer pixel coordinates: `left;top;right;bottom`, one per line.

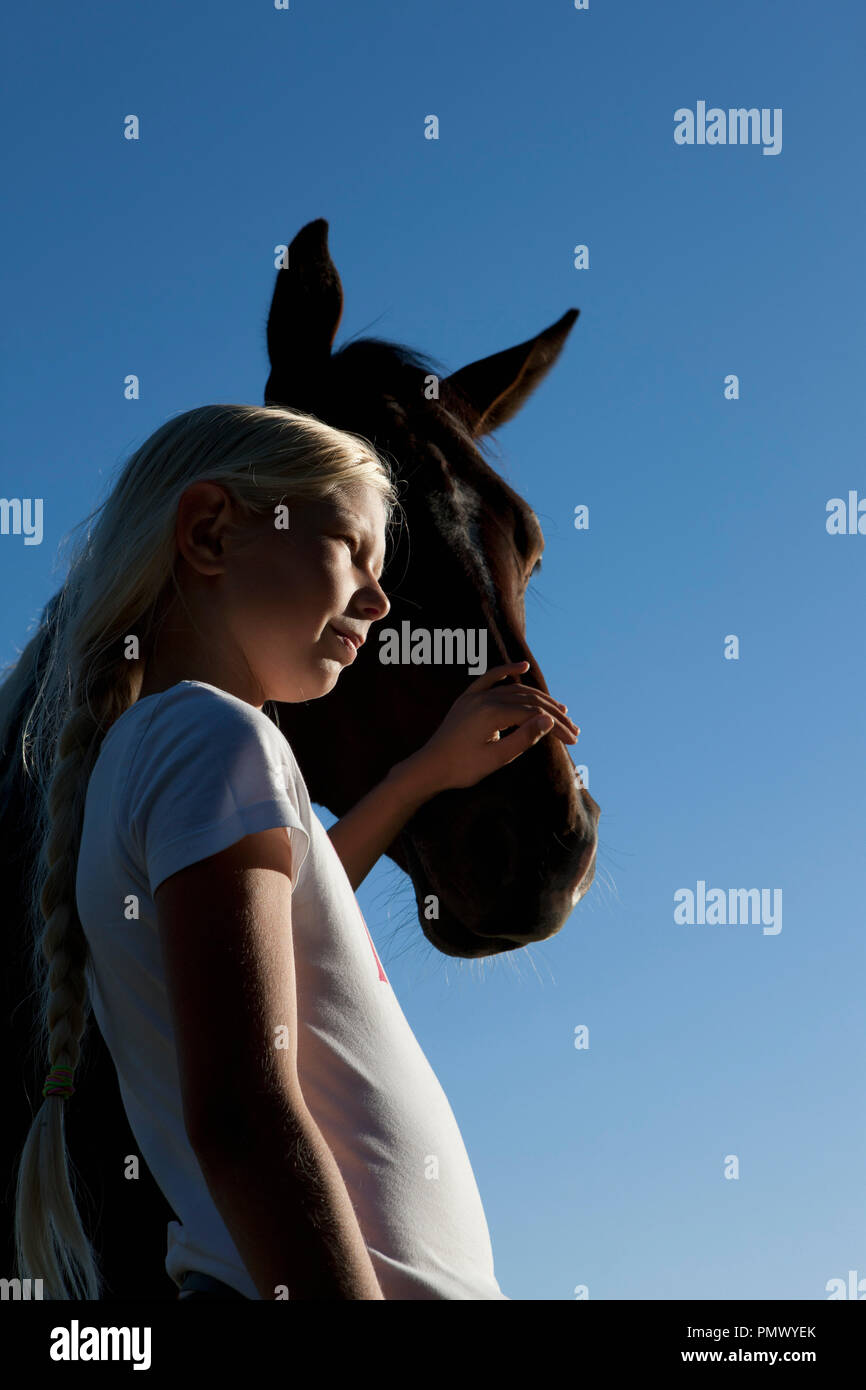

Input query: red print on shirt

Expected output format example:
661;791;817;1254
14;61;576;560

358;909;388;983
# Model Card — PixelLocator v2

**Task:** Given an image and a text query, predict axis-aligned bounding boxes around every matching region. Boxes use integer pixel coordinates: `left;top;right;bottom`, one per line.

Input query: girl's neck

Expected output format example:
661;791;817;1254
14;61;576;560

138;666;262;710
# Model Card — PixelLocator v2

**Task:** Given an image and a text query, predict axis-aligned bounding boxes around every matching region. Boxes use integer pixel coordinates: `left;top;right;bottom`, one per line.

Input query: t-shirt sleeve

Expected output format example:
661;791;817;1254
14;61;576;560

124;690;311;897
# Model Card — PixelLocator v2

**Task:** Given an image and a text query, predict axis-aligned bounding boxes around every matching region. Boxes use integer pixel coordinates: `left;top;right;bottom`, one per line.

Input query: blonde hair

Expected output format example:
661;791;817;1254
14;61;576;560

4;402;401;1299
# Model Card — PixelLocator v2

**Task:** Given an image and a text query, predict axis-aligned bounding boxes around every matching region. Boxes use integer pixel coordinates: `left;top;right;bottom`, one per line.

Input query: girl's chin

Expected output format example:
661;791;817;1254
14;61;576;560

311;658;344;689
264;662;339;703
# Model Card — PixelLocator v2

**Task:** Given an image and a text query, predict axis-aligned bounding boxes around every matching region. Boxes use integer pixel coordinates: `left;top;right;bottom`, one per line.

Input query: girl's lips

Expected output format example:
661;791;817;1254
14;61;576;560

329;626;358;659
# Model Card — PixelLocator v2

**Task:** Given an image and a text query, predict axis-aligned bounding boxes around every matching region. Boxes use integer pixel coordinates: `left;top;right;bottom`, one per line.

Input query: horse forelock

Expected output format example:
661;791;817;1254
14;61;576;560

326;333;519;623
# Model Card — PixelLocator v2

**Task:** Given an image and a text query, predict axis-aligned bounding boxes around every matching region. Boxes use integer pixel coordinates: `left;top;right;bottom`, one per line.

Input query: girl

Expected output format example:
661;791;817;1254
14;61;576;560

11;403;579;1301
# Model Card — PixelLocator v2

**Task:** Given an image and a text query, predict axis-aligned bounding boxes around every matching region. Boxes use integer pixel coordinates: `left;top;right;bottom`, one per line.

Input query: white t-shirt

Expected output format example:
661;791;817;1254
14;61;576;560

75;679;508;1300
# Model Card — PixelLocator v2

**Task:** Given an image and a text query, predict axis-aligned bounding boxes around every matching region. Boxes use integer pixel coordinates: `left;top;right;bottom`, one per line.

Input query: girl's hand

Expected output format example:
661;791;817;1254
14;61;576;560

401;661;580;795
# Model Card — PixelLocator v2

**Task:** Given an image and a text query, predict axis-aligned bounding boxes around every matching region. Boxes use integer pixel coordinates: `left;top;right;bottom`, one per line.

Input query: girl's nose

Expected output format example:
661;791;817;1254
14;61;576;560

368;582;390;620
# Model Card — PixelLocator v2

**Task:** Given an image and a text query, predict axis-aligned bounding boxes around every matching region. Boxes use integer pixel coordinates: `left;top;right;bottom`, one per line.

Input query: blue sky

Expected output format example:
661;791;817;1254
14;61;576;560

3;1;864;1300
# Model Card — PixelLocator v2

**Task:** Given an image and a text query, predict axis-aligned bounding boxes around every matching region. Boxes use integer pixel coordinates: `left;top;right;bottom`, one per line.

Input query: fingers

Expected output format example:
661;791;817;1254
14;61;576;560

467;661;530;691
486;691;579;742
512;707;576;744
467;663;578;728
477;702;574;752
491;685;579;731
486;709;558;771
465;661;580;746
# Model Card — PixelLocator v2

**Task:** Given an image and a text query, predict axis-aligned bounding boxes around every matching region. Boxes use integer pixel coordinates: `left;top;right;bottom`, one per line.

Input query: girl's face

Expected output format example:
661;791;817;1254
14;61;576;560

157;479;392;709
222;482;391;705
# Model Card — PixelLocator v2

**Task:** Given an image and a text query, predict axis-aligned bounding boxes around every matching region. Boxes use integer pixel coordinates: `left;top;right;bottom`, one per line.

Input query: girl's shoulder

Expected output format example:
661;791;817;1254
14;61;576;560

104;679;279;743
97;682;313;899
102;680;297;782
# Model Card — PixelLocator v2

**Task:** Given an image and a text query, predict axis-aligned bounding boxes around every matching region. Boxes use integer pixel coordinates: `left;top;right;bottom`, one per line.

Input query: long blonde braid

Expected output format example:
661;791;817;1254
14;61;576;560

16;655;140;1299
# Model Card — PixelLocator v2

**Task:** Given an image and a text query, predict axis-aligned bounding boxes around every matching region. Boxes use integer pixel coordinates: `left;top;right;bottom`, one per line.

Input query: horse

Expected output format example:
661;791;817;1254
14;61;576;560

0;217;599;1297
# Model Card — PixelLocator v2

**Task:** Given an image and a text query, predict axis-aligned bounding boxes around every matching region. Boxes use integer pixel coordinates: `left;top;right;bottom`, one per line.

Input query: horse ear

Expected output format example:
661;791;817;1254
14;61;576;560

444;309;579;435
264;218;344;406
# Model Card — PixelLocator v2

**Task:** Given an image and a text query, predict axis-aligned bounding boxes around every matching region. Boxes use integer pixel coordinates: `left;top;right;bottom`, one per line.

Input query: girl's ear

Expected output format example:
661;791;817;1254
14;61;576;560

175;482;239;574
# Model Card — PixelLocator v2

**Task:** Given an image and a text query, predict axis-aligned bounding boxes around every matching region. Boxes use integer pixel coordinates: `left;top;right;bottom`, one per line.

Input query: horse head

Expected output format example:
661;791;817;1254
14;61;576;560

263;219;600;958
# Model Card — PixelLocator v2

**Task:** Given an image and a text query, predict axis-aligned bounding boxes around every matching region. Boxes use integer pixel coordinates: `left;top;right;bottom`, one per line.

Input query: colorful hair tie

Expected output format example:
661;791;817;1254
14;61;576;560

42;1066;75;1100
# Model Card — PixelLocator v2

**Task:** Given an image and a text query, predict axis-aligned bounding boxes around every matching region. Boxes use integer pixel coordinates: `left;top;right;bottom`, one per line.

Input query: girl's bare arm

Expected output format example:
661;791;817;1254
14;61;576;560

325;755;438;890
155;826;384;1300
